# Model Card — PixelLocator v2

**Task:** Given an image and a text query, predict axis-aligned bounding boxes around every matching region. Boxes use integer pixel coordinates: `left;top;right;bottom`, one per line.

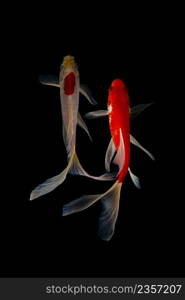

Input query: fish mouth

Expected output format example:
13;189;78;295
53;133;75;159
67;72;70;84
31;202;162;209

62;55;75;69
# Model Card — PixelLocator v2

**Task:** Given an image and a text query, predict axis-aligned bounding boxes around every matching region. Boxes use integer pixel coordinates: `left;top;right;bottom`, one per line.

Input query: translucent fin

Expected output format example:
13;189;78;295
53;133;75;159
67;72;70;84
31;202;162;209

105;138;116;172
77;112;92;142
30;152;74;201
130;134;155;160
63;193;103;216
98;182;122;241
39;75;60;87
113;129;125;173
30;171;67;201
80;84;97;105
63;181;122;241
85;110;109;119
130;103;153;119
69;152;116;181
128;168;141;189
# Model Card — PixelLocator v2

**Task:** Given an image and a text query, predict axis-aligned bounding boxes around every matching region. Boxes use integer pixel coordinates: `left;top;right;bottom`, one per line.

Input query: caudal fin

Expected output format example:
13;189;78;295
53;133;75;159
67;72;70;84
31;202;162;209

30;153;75;201
63;181;122;241
30;150;115;201
98;182;122;241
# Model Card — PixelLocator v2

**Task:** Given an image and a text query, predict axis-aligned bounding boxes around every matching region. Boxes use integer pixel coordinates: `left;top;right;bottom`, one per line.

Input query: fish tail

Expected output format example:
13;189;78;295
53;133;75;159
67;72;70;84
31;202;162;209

98;181;122;241
68;151;116;181
30;152;75;201
30;149;115;201
62;181;122;241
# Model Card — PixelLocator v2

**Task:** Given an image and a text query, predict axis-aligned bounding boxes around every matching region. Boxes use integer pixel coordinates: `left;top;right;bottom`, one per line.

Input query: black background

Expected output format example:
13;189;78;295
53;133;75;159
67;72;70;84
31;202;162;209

1;6;184;278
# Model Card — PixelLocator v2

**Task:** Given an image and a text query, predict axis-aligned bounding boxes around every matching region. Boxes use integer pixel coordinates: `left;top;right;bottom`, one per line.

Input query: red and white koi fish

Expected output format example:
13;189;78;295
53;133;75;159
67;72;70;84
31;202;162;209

30;56;113;201
62;79;154;241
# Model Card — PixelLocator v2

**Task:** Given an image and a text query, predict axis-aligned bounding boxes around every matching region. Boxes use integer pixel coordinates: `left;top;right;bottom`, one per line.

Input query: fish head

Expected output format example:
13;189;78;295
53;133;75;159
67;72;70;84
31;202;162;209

110;79;126;90
108;79;129;105
59;55;79;82
60;55;78;75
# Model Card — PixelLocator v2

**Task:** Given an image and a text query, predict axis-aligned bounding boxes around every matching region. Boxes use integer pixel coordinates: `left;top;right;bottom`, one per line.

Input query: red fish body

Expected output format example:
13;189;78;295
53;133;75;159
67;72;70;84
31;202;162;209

108;79;130;182
63;79;131;240
62;78;153;241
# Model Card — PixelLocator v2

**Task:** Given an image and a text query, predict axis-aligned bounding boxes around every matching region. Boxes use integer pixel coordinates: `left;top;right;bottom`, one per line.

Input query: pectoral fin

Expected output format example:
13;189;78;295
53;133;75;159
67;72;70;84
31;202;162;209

80;84;97;105
77;112;92;141
130;134;155;160
130;103;154;119
85;110;109;119
128;168;141;189
39;75;60;87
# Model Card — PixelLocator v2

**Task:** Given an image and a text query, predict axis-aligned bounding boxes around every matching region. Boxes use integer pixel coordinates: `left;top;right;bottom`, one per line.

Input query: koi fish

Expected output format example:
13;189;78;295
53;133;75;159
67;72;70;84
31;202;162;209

62;79;154;241
30;56;113;201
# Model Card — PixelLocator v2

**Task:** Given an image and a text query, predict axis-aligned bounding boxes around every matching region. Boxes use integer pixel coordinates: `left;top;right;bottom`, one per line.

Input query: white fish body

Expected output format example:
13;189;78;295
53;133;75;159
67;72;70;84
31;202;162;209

59;56;80;159
30;56;114;201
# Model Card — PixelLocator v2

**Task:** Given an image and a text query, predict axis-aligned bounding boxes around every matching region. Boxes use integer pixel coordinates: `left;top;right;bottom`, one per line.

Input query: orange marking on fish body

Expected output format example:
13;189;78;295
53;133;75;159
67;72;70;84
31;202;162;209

64;72;76;95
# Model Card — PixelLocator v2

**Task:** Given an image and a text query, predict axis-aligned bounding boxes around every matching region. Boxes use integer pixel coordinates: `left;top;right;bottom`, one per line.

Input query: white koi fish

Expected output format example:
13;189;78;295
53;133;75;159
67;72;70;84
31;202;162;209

30;56;114;201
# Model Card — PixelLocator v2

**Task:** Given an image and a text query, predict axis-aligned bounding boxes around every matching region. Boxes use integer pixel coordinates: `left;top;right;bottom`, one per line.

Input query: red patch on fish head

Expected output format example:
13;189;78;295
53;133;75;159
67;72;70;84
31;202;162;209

64;72;76;95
